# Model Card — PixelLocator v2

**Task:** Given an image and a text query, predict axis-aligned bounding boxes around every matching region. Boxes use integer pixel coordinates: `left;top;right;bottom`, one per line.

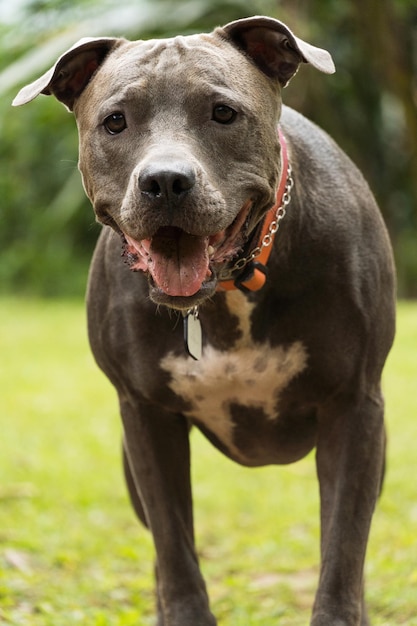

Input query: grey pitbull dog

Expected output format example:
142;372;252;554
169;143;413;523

14;16;396;626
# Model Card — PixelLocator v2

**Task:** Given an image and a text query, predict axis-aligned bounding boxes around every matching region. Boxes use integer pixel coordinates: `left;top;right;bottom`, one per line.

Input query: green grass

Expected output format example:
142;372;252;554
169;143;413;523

1;298;416;625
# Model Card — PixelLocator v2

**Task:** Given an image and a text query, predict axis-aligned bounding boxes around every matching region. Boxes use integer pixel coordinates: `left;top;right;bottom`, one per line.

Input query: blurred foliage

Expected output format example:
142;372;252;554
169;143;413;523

0;0;416;296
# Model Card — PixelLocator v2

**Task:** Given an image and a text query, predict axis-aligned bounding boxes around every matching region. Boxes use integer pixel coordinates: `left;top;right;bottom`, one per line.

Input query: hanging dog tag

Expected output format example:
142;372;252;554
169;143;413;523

183;307;202;360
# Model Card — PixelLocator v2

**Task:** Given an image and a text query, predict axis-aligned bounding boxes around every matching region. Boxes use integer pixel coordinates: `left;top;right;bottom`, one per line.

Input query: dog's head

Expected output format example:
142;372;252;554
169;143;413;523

14;16;334;310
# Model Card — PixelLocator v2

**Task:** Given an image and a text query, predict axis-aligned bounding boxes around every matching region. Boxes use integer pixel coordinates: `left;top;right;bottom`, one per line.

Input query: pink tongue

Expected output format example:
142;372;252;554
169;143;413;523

148;228;210;297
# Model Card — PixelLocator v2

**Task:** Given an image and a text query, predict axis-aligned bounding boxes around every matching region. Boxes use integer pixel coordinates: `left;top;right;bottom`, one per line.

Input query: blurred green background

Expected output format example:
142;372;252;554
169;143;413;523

1;0;416;297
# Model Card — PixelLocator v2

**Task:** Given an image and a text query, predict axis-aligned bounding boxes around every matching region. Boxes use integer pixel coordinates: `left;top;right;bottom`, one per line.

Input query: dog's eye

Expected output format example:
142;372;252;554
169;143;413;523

103;113;127;135
212;105;237;125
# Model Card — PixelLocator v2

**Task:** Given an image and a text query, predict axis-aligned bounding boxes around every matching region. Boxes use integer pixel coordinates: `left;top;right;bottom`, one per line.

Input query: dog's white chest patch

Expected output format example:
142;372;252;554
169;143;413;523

161;292;307;456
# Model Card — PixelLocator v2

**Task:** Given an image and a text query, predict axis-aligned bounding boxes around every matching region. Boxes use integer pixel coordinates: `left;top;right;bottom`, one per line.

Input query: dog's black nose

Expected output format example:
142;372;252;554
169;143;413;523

139;161;196;204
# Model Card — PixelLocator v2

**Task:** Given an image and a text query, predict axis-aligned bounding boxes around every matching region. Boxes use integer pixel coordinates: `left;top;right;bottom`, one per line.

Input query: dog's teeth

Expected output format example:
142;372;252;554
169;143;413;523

208;245;215;257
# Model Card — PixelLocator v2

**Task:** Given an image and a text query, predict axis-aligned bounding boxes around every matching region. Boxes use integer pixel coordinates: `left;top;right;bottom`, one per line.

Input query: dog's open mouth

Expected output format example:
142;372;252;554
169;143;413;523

122;201;252;298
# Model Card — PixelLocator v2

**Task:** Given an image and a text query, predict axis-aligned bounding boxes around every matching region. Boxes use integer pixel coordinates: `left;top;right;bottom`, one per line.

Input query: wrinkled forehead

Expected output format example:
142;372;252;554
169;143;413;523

115;34;229;70
88;33;270;100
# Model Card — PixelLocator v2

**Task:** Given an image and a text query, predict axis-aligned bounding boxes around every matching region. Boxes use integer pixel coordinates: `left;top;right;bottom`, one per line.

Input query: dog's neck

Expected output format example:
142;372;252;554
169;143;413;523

183;130;293;361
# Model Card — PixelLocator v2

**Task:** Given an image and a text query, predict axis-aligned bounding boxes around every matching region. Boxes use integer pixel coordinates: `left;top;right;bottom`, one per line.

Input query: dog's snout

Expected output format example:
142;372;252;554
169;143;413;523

139;161;196;204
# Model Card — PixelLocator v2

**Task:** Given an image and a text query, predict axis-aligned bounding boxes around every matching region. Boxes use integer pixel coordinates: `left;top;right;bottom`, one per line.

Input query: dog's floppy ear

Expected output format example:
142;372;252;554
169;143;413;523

13;37;123;111
220;16;335;87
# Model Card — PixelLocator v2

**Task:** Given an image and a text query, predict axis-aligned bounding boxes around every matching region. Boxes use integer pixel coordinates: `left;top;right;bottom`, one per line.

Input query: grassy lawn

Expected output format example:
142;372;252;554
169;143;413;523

1;298;416;625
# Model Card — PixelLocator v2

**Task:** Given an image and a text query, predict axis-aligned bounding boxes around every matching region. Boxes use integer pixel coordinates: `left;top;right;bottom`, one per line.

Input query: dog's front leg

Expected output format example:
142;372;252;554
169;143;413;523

312;392;386;626
120;395;216;626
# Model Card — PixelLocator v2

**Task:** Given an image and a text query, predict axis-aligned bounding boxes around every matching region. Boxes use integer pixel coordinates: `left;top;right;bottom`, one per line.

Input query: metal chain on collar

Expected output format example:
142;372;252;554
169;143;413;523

218;164;294;281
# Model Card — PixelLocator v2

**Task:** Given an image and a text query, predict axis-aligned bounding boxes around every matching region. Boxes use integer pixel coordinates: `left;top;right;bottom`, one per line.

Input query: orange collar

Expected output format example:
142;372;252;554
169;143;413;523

217;128;291;293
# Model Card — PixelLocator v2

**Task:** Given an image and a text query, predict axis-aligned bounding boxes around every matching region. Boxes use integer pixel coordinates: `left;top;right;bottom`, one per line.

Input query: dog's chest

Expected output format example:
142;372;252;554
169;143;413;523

160;292;307;459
